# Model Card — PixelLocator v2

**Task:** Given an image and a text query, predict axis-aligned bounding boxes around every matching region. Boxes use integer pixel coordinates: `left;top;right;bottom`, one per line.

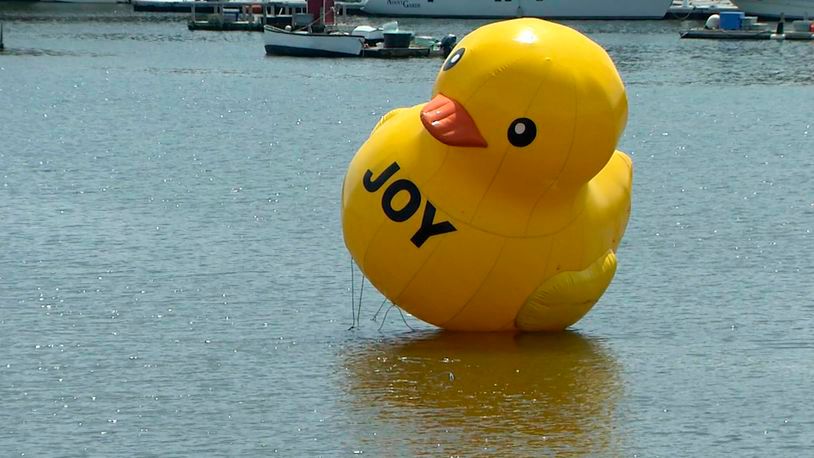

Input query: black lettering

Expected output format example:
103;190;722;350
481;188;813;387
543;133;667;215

382;179;421;222
410;201;457;247
363;162;400;192
362;162;458;247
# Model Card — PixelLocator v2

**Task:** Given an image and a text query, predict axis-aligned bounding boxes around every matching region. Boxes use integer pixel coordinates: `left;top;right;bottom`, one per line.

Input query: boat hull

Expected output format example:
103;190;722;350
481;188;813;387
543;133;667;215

730;0;814;19
263;25;365;57
361;0;673;19
264;43;363;57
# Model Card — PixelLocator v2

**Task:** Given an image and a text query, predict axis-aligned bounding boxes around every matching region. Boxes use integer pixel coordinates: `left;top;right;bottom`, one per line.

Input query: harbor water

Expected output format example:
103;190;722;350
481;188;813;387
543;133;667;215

1;3;813;455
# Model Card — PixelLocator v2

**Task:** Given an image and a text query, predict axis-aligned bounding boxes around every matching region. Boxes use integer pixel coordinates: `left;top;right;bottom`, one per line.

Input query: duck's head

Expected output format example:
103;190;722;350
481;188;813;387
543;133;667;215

421;18;627;193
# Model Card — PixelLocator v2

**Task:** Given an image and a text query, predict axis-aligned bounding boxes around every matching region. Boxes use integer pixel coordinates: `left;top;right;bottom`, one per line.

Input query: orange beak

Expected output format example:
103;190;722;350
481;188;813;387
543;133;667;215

420;94;487;148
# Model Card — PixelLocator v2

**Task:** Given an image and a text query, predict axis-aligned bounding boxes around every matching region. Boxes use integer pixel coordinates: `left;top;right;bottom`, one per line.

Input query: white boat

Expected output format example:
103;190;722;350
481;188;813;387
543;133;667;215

263;25;365;57
361;0;673;19
730;0;814;19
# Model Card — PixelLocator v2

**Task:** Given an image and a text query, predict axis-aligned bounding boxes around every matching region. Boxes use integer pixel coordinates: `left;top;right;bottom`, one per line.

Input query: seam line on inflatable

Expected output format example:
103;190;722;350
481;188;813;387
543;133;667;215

391;232;447;305
499;237;556;330
524;69;581;236
438;237;509;328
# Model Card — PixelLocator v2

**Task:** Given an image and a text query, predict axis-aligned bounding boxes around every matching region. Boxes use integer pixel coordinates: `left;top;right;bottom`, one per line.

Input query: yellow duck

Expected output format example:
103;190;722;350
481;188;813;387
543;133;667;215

342;18;633;332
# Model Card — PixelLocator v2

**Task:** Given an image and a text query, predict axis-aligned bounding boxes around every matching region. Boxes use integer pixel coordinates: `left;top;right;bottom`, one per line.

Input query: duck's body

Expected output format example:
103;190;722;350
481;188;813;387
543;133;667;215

342;18;633;331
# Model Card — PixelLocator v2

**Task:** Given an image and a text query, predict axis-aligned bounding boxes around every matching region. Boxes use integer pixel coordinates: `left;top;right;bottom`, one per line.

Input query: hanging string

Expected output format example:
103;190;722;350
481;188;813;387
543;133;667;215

350;259;413;331
356;274;365;329
371;298;388;322
397;307;415;331
349;257;356;330
378;303;395;331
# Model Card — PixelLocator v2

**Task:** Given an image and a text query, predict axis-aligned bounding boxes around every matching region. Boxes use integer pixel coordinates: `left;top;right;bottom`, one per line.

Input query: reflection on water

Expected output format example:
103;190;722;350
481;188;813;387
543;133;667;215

342;331;623;455
0;47;105;57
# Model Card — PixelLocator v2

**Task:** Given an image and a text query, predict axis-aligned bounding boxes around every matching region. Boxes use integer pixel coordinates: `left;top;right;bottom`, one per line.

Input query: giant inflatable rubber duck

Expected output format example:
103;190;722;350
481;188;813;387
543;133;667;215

342;18;633;332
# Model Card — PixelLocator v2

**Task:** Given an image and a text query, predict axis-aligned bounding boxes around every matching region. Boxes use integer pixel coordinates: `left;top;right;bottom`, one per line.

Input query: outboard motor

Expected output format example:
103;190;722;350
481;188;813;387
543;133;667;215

440;34;457;59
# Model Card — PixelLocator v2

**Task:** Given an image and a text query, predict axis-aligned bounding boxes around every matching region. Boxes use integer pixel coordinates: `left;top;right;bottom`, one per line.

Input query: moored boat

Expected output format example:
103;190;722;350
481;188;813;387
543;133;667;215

680;10;814;39
361;0;674;19
263;25;365;57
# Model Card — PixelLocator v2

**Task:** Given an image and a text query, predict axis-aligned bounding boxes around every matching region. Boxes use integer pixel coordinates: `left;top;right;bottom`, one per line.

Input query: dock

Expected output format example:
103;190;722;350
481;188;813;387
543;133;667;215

187;2;297;31
187;1;342;32
361;46;442;59
681;29;814;39
185;0;365;32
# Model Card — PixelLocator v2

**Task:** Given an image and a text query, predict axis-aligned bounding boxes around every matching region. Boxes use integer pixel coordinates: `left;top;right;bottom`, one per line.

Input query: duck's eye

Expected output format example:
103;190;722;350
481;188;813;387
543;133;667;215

443;48;465;71
508;118;537;147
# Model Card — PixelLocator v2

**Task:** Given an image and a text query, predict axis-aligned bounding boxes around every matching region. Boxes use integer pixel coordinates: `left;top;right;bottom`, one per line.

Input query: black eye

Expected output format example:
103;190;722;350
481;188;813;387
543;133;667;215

508;118;537;147
443;48;465;71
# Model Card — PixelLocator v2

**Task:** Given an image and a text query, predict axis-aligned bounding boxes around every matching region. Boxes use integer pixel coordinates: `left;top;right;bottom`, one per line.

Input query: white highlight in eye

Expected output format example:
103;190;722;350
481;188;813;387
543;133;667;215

514;123;526;135
451;53;461;64
514;28;538;44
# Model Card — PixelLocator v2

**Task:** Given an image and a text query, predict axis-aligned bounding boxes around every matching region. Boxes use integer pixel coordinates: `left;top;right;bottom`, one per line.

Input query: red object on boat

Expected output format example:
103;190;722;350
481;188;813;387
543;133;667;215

307;0;335;25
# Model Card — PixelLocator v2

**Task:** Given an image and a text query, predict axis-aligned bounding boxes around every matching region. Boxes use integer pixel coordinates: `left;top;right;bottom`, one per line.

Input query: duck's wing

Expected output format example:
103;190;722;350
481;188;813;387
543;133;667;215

515;249;616;331
370;107;410;134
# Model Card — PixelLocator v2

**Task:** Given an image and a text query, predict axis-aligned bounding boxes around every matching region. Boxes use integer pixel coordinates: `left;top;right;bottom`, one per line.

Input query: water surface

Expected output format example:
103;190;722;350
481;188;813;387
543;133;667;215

1;4;813;455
